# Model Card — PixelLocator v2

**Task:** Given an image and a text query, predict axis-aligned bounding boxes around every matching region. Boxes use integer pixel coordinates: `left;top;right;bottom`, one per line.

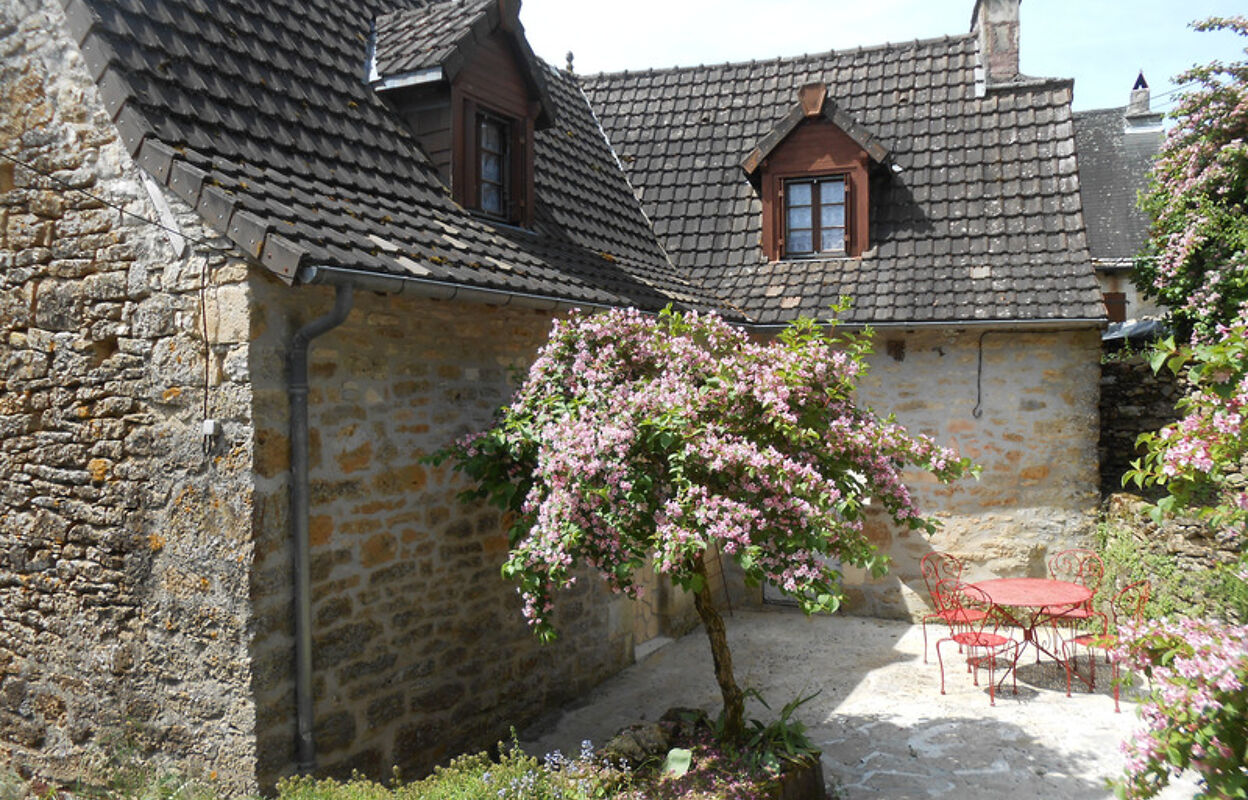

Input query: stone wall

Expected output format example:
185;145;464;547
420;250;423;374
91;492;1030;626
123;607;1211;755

1099;354;1181;494
245;282;635;787
736;327;1102;619
0;2;259;792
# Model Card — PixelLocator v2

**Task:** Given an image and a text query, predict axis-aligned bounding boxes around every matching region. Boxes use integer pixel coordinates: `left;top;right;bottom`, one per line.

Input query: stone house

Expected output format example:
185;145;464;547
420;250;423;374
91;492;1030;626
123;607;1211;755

1;0;1104;792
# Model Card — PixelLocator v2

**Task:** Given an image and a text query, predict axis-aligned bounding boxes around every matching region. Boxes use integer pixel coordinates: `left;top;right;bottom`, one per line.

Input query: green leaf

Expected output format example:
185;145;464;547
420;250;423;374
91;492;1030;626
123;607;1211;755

662;747;692;777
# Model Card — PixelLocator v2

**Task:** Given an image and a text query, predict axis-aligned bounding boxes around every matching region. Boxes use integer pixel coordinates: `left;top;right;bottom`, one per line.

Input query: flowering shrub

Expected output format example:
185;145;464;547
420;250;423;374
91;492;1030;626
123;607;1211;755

1113;619;1248;799
432;305;974;739
1135;16;1248;341
1126;318;1248;547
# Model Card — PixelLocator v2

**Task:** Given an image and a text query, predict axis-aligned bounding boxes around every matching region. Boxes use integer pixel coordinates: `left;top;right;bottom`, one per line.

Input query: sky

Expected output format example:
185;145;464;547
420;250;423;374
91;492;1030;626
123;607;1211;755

520;0;1247;113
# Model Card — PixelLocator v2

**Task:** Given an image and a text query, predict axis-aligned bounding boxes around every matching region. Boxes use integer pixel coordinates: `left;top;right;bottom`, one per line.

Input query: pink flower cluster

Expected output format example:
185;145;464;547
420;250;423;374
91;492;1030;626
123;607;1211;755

454;308;973;637
1113;618;1248;798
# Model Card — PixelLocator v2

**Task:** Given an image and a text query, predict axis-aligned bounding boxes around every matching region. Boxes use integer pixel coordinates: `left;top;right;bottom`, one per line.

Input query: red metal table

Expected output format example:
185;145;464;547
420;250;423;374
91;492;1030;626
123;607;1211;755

970;577;1093;687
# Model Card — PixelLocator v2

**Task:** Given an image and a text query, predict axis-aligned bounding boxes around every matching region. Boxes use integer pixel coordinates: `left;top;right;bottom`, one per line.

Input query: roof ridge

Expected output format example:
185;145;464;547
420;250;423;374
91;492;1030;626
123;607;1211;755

581;30;976;82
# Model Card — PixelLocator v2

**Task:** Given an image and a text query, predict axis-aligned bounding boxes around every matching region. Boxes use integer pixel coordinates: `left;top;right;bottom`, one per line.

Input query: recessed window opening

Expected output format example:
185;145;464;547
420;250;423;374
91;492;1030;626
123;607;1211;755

478;113;509;217
785;176;846;257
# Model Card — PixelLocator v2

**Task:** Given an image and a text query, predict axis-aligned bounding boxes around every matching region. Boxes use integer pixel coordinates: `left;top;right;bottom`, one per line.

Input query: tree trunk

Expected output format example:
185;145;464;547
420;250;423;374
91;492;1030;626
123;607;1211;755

692;557;744;742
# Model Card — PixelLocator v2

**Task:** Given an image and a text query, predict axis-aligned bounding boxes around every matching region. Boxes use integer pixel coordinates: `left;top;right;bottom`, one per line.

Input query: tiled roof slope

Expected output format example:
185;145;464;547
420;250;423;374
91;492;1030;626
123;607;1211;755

1073;106;1162;262
62;0;713;311
373;0;493;77
582;36;1108;326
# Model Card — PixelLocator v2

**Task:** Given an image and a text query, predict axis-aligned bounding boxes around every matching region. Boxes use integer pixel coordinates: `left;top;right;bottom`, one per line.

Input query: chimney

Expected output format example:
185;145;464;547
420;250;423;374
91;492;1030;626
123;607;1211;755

971;0;1021;85
1127;71;1151;117
1125;71;1164;134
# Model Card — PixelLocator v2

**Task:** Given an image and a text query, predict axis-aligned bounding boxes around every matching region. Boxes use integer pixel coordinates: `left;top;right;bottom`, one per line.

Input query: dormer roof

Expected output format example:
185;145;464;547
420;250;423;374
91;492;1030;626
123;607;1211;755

741;82;890;177
370;0;557;128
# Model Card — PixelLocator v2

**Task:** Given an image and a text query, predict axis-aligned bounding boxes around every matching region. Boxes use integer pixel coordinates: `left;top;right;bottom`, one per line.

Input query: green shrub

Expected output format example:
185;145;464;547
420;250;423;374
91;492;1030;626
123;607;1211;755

1095;520;1246;622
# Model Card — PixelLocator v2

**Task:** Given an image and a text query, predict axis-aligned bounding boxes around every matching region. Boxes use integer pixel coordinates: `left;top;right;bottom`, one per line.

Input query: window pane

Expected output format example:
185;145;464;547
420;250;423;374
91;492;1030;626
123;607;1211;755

788;230;813;253
481;184;503;215
820;179;845;203
481;119;504;152
786;182;811;206
820;228;845;253
787;206;811;230
482;152;502;183
820;204;845;228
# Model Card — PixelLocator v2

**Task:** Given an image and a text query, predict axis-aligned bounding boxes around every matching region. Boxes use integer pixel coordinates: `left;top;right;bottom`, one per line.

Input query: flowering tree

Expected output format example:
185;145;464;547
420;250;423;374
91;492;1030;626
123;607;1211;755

1113;619;1248;799
1134;16;1248;342
433;306;974;741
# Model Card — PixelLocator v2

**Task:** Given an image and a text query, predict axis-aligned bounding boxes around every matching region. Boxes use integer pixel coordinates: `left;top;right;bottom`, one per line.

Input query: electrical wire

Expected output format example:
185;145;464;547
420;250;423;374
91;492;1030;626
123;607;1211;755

0;149;225;252
0;147;222;447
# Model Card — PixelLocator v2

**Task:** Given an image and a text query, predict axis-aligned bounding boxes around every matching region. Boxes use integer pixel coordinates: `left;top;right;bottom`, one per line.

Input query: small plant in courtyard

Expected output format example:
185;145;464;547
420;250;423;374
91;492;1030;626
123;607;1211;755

430;304;975;743
1112;618;1248;799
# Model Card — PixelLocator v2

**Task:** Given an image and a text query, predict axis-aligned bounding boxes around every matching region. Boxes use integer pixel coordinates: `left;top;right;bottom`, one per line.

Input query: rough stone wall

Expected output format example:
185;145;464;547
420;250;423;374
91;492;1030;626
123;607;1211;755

0;2;259;792
246;283;634;786
775;326;1103;619
1099;354;1181;494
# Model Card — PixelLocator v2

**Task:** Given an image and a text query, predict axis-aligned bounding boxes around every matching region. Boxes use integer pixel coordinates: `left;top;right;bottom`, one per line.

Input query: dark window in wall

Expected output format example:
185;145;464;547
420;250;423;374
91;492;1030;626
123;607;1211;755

478;113;509;218
1104;291;1127;323
785;176;847;257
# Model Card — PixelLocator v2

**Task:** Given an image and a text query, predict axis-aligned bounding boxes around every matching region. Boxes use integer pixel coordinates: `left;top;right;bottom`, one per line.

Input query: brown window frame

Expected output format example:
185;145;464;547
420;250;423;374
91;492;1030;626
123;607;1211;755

476;112;510;220
783;175;849;258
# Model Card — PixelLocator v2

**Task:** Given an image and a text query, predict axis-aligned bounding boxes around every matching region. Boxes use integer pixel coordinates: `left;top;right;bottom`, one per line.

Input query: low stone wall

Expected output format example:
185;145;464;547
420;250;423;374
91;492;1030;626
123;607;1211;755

1098;354;1182;494
1;2;260;791
246;283;636;786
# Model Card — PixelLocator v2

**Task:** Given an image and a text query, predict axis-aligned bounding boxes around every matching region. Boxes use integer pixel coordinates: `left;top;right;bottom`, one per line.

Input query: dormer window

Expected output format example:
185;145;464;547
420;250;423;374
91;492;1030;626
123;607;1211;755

785;176;847;257
741;83;890;262
368;0;557;229
478;113;510;217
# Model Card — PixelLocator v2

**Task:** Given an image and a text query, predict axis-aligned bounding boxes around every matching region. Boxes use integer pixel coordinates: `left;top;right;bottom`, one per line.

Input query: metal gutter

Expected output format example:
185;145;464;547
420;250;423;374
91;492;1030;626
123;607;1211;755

300;265;1108;332
745;317;1108;332
297;264;618;312
287;283;355;774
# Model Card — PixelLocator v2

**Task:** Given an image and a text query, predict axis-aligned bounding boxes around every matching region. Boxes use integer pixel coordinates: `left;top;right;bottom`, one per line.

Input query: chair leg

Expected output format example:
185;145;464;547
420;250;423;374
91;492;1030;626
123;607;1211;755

1062;640;1073;698
1111;661;1120;713
922;619;929;664
936;639;947;695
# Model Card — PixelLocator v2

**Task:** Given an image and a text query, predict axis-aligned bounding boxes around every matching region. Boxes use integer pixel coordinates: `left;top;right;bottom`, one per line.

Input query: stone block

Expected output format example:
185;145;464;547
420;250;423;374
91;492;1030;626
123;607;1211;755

312;621;381;671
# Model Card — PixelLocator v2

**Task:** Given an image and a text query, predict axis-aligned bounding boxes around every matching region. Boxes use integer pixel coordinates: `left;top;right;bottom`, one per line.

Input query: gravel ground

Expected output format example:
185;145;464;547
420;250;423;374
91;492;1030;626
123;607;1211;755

523;608;1202;799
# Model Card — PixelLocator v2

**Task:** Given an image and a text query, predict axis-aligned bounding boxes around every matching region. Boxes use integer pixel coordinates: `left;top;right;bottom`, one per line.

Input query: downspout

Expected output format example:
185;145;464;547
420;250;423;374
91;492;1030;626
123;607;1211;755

287;283;355;774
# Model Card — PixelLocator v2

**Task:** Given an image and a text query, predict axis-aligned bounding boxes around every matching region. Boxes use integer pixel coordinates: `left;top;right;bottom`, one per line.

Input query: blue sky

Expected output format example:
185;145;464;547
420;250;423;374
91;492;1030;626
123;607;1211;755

521;0;1246;113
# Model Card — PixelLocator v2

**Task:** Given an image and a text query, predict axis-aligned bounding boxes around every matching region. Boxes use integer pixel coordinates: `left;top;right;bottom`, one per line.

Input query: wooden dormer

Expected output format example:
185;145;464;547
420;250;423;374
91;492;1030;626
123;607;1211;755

742;83;889;260
369;0;555;227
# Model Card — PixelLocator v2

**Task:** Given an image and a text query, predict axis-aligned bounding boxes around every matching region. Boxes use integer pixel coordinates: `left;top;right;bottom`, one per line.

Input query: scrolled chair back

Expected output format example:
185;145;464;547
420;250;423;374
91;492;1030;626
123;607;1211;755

920;551;963;603
1047;548;1105;591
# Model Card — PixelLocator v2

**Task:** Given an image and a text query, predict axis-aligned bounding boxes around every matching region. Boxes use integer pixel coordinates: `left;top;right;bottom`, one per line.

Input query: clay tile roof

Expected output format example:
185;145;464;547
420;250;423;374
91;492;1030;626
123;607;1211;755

65;0;718;312
583;35;1108;326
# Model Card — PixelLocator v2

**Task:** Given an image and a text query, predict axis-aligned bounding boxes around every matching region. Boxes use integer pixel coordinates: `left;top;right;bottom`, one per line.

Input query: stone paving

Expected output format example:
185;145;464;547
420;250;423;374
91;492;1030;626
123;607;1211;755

524;608;1201;799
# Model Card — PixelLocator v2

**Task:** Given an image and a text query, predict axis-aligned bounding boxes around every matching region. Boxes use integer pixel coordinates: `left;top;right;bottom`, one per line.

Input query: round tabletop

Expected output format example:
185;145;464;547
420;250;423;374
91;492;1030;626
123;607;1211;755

971;577;1092;608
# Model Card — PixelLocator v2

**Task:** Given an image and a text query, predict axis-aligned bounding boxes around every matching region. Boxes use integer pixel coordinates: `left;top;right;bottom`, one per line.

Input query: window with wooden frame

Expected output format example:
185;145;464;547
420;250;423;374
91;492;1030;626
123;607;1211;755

784;176;848;257
477;112;509;218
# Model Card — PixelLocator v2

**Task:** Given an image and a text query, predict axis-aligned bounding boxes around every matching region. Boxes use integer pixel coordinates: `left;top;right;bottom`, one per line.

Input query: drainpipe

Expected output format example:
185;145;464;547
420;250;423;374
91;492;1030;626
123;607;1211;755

287;283;355;774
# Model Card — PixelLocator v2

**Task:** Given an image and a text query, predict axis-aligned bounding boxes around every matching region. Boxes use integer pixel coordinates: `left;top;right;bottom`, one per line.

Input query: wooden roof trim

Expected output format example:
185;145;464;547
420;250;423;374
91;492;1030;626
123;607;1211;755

741;82;891;174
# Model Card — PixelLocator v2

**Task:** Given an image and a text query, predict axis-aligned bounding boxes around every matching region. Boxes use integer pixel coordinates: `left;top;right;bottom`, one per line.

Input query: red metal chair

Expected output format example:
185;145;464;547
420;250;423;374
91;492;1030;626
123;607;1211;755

919;552;986;663
1061;580;1150;712
935;580;1020;706
1041;548;1105;649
